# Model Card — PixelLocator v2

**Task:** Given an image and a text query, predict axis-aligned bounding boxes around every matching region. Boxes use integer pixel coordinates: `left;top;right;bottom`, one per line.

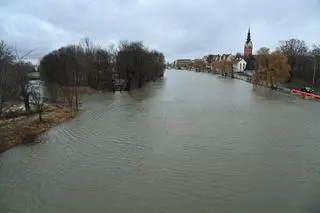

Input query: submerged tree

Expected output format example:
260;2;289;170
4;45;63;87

39;40;113;108
39;45;83;108
253;51;291;88
39;39;165;99
117;41;165;91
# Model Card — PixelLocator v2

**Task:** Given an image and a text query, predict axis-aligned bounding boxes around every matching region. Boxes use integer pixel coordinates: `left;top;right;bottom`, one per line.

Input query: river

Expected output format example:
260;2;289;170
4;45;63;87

1;70;320;213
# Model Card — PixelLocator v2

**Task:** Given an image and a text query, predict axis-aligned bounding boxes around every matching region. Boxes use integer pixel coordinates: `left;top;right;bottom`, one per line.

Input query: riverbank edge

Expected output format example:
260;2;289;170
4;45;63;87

231;72;320;102
0;105;80;153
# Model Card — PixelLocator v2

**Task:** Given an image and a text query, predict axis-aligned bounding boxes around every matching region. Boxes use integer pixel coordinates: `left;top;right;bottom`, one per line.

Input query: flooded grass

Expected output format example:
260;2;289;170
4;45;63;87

0;105;79;152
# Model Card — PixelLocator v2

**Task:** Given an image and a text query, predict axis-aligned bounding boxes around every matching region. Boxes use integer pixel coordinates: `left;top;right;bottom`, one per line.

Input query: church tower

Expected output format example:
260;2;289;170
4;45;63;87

244;28;253;57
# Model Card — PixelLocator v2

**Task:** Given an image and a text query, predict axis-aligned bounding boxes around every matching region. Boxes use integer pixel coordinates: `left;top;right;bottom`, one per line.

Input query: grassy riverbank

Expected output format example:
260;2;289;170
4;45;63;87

0;105;79;153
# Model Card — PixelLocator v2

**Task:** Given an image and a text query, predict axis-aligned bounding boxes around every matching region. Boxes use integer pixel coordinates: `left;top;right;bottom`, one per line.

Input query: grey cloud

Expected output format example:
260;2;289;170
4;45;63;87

1;0;319;62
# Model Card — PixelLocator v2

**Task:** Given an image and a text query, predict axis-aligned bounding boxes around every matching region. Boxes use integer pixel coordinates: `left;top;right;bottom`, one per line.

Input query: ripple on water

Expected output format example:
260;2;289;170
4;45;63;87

1;71;320;213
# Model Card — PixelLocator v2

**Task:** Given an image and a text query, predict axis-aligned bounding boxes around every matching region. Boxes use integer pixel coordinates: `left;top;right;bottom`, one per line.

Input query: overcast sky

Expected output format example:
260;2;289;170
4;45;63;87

1;0;319;63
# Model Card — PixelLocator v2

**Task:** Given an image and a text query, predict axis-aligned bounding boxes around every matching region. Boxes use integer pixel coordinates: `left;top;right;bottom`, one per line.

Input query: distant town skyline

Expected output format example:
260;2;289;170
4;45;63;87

1;0;319;63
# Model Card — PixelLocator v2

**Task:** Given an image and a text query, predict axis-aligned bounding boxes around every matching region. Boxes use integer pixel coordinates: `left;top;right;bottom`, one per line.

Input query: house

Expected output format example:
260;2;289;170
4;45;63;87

233;58;247;73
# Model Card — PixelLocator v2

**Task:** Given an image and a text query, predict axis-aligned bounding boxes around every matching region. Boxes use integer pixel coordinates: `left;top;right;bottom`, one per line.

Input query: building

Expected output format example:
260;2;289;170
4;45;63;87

232;27;254;73
243;28;257;72
244;28;253;57
174;59;192;69
233;57;247;73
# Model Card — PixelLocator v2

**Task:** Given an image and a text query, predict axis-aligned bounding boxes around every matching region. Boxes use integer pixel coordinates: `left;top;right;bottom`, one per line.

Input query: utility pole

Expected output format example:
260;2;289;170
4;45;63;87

313;57;316;86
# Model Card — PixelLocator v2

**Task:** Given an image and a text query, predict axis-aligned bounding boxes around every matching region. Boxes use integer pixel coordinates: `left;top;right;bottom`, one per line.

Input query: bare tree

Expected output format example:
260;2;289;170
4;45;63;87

11;47;35;112
29;82;44;121
14;61;34;111
277;39;308;80
257;47;270;55
39;39;165;96
277;39;308;56
62;45;84;111
0;41;16;114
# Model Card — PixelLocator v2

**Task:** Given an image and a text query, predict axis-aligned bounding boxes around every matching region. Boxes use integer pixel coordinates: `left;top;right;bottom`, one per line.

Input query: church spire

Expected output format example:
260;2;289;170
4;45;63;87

244;27;253;57
246;27;251;44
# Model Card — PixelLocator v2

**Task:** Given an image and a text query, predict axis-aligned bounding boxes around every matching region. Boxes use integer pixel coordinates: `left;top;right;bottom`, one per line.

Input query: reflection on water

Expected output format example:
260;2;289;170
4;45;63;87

1;70;320;213
252;85;299;104
126;78;167;101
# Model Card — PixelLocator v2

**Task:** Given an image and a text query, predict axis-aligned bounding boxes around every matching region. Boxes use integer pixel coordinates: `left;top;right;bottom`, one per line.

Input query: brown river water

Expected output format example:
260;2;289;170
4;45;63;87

1;70;320;213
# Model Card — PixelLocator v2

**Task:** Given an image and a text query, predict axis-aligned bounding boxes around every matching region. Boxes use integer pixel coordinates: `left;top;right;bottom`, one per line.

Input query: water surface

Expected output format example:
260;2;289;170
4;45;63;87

1;70;320;213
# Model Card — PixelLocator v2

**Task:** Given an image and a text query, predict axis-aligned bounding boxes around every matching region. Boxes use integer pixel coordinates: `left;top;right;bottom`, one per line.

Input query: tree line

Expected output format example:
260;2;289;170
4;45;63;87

0;38;166;119
40;39;165;106
0;40;38;116
253;39;320;88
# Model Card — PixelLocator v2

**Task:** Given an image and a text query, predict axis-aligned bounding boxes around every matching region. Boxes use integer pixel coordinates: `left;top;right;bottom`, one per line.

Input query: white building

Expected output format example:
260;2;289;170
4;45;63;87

233;58;247;73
